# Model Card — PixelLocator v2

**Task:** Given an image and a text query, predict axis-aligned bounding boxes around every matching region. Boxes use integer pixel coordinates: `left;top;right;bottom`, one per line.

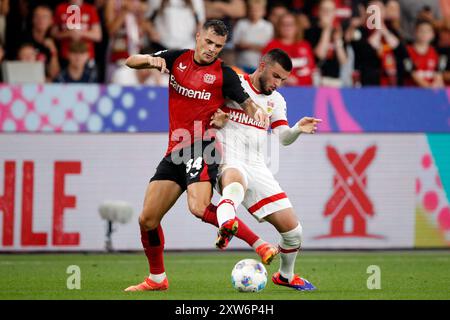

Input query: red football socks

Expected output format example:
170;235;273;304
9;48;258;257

202;204;259;246
140;224;165;274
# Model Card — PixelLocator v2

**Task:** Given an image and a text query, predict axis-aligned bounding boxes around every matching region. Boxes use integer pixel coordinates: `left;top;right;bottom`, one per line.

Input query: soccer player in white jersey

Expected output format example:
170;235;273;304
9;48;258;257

215;48;321;291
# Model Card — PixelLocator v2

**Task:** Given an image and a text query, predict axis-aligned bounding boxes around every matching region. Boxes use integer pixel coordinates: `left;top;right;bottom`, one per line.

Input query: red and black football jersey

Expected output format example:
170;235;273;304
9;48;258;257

152;49;249;155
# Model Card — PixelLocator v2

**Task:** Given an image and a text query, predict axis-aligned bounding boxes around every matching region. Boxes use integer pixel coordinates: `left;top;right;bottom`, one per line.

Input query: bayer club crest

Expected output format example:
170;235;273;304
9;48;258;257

203;73;216;84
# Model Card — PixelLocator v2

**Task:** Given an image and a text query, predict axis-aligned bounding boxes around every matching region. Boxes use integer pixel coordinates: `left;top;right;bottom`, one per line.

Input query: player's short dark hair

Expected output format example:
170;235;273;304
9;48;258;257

262;49;293;72
202;20;229;37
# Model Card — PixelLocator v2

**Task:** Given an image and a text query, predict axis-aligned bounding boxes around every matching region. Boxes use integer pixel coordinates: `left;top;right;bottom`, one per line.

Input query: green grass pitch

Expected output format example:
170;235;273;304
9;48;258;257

0;251;449;300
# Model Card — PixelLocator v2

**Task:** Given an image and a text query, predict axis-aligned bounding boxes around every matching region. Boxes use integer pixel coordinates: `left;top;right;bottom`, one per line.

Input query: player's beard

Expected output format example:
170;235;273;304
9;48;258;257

258;73;274;96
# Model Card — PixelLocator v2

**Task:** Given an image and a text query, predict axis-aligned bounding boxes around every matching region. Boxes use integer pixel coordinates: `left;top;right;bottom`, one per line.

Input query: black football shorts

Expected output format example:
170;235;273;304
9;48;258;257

149;139;221;191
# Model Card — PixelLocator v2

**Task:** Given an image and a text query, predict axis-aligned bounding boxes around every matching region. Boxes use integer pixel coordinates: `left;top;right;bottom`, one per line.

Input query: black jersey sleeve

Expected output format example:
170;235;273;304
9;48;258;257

151;49;189;71
221;63;249;104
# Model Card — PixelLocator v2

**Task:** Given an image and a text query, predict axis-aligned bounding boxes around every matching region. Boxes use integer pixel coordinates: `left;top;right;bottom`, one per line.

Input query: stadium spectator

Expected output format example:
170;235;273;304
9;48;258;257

404;20;445;88
385;0;403;37
20;5;60;81
0;0;8;45
346;0;402;86
266;1;288;26
51;0;102;65
398;0;441;42
54;40;98;83
292;0;353;30
305;0;347;87
17;43;38;62
105;0;159;82
147;0;204;50
232;0;273;73
204;0;246;43
262;12;316;86
266;0;310;31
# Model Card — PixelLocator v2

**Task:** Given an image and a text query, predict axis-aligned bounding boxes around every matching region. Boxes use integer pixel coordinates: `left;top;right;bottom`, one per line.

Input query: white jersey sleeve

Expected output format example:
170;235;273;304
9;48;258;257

269;92;303;146
270;93;289;130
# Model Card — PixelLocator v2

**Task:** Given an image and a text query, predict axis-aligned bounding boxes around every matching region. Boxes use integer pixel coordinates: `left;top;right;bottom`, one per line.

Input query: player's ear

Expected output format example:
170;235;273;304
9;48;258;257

258;61;265;72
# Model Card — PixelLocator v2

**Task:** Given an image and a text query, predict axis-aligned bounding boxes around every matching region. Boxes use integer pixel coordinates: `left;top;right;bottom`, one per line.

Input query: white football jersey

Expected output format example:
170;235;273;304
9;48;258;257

218;74;289;165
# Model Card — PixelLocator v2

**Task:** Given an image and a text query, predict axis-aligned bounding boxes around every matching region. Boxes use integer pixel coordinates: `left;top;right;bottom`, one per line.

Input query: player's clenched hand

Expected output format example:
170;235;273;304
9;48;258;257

210;109;229;128
298;117;322;134
240;98;269;129
147;55;169;73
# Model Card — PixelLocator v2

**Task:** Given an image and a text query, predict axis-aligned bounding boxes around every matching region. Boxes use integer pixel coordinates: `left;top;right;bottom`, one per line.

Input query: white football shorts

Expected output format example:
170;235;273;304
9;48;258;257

217;160;292;222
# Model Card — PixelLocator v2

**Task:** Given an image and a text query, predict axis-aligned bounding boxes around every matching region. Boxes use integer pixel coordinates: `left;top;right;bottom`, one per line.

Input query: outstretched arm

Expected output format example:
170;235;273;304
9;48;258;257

274;117;322;146
125;54;169;73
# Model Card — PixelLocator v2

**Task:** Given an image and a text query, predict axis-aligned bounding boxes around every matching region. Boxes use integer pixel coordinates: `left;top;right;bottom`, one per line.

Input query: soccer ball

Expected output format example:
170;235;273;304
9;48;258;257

231;259;268;292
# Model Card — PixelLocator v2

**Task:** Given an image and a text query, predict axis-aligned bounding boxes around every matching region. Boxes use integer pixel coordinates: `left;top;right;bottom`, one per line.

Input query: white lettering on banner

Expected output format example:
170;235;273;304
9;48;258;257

0;160;81;248
0;134;420;251
170;75;211;100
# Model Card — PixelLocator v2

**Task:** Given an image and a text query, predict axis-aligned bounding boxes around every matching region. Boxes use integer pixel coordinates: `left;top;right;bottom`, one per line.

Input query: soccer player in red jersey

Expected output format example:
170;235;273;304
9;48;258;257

124;20;275;291
404;20;445;88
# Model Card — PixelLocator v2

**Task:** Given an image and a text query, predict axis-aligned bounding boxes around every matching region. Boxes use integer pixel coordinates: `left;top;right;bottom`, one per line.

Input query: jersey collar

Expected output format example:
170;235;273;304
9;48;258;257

244;74;261;94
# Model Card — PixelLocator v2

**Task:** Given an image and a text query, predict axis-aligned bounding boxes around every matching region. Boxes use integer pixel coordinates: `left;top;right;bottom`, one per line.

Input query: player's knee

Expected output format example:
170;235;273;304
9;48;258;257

222;182;245;205
139;212;160;231
188;201;208;219
280;223;303;250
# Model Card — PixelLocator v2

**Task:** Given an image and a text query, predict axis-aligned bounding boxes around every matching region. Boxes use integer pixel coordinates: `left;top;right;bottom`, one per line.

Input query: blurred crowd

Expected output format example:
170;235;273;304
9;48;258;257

0;0;449;88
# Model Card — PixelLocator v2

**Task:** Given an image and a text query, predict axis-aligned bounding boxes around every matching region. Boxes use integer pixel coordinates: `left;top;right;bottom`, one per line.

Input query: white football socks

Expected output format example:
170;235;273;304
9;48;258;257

279;224;303;282
217;182;245;227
